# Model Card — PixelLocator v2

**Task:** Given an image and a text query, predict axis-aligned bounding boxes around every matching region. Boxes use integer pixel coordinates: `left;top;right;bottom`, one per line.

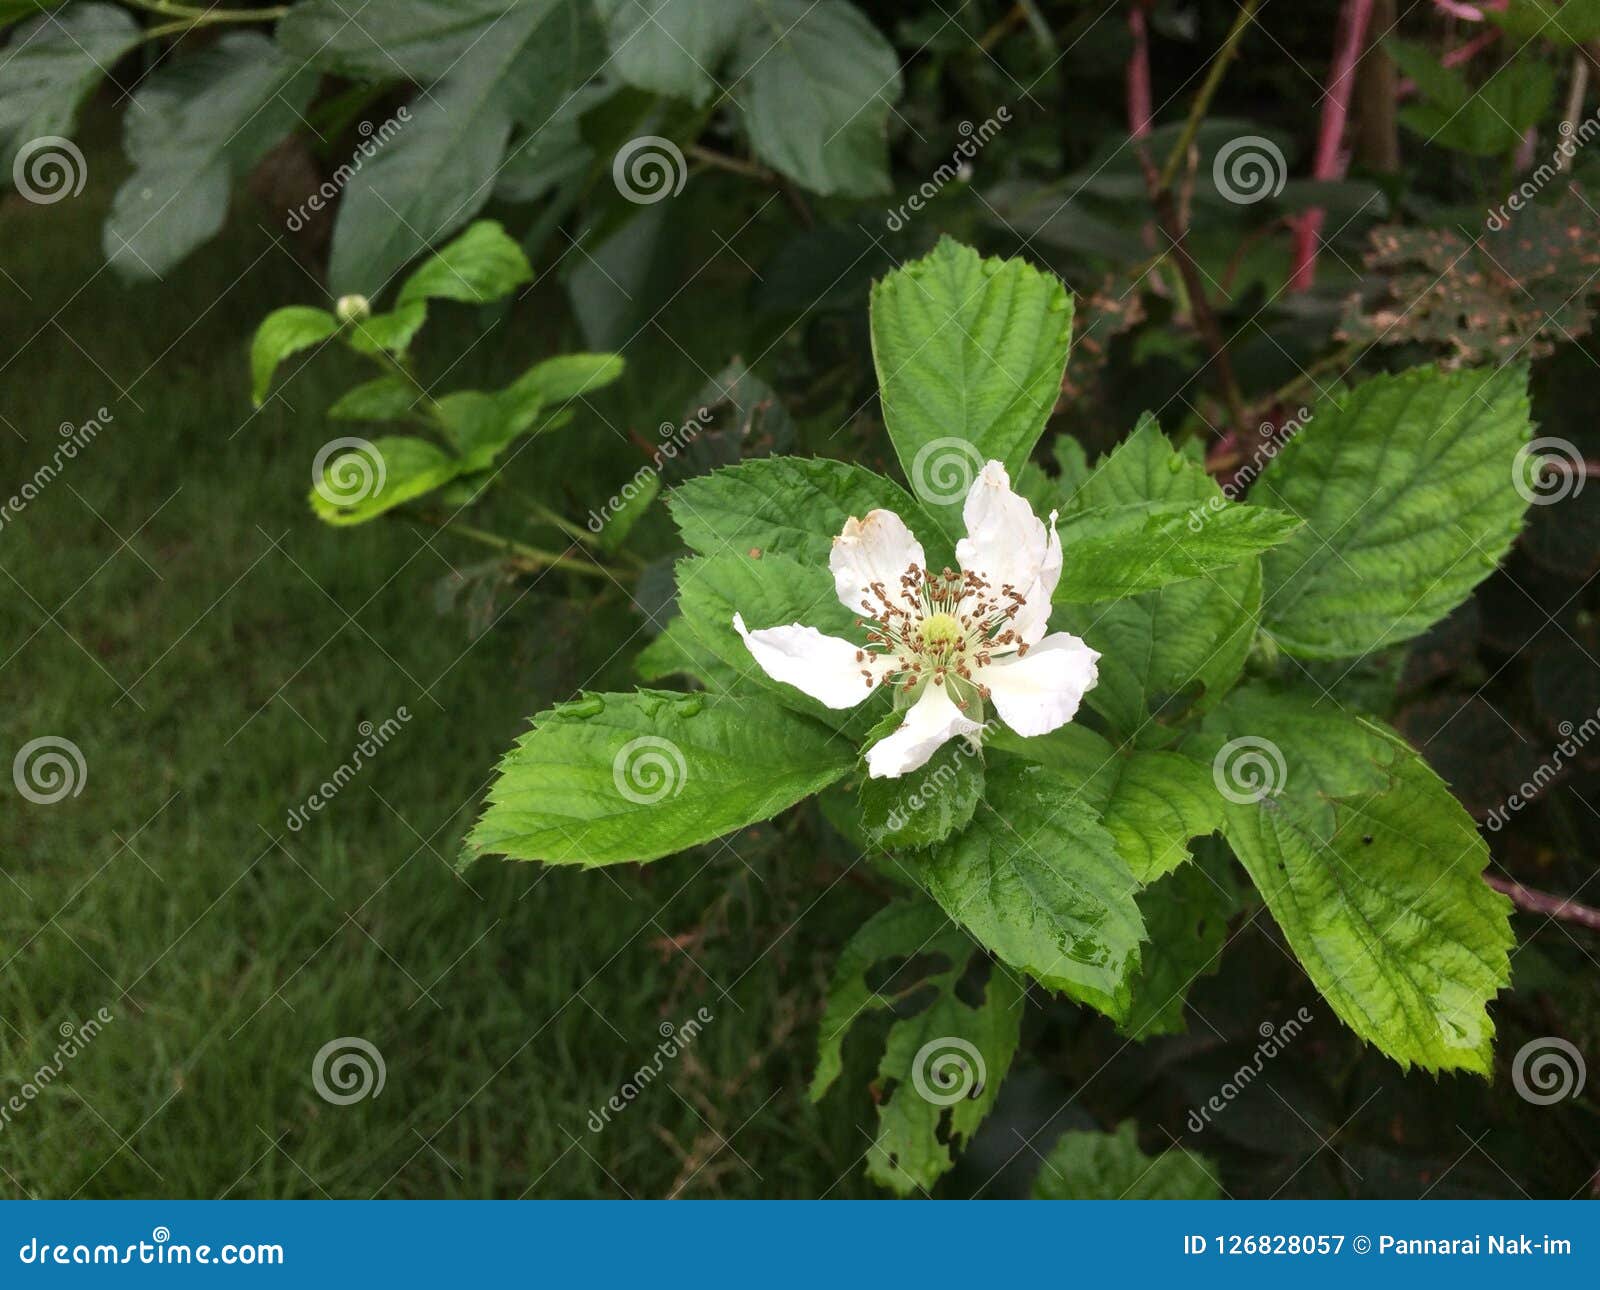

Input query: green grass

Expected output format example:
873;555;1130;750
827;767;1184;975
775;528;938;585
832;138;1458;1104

0;146;887;1199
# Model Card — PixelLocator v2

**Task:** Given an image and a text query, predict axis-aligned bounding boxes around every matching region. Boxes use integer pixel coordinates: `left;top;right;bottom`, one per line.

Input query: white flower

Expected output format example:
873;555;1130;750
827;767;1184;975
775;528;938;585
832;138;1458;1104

733;460;1100;778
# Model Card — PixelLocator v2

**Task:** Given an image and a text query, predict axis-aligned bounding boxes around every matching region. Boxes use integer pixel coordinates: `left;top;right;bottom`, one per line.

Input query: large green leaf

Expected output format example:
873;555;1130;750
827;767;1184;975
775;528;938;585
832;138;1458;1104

309;436;461;526
668;458;950;567
326;1;602;294
0;4;139;176
1252;364;1532;660
732;0;900;197
396;220;532;307
1032;1121;1220;1200
811;898;1023;1195
276;0;531;80
1054;418;1264;739
104;34;317;278
594;0;745;104
871;238;1073;538
1387;39;1554;157
1191;686;1514;1074
468;690;854;865
858;738;984;850
915;759;1144;1020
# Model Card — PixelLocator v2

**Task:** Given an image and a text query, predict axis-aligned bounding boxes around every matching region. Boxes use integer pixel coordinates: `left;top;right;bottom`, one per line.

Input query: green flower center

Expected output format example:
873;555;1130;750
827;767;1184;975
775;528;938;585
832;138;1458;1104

918;611;963;654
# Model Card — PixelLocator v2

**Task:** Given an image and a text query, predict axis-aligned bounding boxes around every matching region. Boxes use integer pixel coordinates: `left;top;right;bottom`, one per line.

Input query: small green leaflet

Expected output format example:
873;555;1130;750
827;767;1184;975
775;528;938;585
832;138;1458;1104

395;220;532;307
468;690;855;866
1252;364;1532;660
858;737;985;850
811;898;1023;1195
871;238;1073;540
1032;1121;1221;1199
1123;843;1241;1039
1191;685;1513;1074
251;307;339;407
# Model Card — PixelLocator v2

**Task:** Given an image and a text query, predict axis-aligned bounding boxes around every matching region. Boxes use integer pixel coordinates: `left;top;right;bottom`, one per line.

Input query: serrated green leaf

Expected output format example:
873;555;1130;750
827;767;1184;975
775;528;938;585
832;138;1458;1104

732;0;900;197
1055;417;1264;738
668;457;951;567
250;307;338;406
915;759;1144;1020
1253;364;1532;660
469;690;854;865
1190;686;1514;1074
858;738;984;850
1052;500;1298;603
309;436;461;526
0;5;139;175
1032;1121;1221;1199
396;220;532;307
1490;0;1600;44
433;387;545;472
104;34;317;279
594;0;745;104
811;898;1023;1195
871;238;1073;539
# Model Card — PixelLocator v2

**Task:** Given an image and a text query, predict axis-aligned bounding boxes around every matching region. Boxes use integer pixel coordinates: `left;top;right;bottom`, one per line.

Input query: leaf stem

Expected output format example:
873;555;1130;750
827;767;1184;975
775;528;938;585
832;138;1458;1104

1485;873;1600;933
415;514;615;581
1156;0;1263;193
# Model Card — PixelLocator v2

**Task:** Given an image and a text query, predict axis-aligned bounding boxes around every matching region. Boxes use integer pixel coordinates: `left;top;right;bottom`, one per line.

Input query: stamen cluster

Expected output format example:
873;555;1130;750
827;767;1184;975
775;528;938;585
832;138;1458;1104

853;564;1029;705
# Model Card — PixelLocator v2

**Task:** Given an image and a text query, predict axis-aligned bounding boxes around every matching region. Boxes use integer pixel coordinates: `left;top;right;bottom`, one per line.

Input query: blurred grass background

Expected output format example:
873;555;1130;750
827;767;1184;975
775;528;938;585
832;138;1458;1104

0;117;888;1200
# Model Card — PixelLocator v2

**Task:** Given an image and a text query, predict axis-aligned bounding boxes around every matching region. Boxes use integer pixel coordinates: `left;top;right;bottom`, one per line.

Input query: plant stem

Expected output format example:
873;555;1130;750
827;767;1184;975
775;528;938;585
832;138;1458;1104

1485;873;1600;933
1156;0;1263;192
132;0;288;30
416;514;614;581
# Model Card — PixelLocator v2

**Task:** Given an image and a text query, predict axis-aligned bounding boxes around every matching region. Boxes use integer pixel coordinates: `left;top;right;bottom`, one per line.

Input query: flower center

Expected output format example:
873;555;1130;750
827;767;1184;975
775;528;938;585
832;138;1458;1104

851;563;1030;707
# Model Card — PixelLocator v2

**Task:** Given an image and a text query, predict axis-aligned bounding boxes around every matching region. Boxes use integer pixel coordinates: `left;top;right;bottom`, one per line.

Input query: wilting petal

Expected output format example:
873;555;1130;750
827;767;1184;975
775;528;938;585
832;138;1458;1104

865;681;983;779
956;461;1049;603
978;632;1100;738
830;509;925;617
733;613;880;709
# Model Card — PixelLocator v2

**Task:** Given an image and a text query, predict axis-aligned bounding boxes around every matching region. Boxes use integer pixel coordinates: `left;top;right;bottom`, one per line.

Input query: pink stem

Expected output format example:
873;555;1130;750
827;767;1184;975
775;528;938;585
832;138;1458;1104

1127;1;1152;138
1485;873;1600;933
1289;0;1376;292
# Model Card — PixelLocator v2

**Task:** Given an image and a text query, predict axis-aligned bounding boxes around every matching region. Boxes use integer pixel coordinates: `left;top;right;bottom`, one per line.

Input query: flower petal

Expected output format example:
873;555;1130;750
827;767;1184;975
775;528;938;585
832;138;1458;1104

830;509;925;617
865;681;983;779
956;460;1048;587
978;631;1100;738
733;613;879;709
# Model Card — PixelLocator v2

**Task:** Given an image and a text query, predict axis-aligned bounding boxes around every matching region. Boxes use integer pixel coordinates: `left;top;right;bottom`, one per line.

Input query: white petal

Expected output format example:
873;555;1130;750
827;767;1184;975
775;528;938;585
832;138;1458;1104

865;682;983;779
979;632;1100;738
733;613;879;709
1013;510;1061;647
830;509;925;616
955;461;1049;600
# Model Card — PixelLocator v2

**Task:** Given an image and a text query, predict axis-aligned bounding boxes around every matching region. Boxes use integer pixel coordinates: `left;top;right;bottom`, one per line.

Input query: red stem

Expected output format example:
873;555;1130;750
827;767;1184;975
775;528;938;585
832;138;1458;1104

1485;873;1600;933
1127;1;1153;138
1289;0;1375;292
